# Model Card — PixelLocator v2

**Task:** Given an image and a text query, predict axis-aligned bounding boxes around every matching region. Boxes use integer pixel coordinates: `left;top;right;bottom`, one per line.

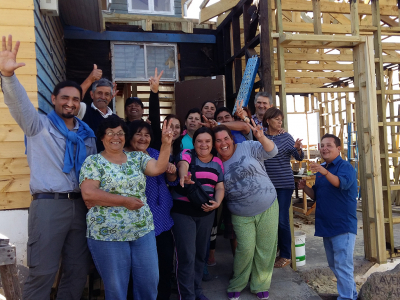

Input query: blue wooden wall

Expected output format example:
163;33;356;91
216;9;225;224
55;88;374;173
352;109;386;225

110;0;182;18
33;0;66;114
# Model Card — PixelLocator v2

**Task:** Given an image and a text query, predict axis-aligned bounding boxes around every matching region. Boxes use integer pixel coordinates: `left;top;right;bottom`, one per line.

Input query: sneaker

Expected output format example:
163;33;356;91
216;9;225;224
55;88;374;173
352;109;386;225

227;291;241;300
256;291;269;299
195;295;209;300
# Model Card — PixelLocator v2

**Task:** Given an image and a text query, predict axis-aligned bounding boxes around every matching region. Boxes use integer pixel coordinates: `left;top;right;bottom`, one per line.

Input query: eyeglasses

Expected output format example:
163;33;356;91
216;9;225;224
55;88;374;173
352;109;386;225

105;131;125;137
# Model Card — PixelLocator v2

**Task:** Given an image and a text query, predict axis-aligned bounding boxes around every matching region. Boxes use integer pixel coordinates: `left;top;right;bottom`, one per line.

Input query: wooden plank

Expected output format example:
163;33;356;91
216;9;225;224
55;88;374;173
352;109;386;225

199;0;211;9
0;158;29;176
13;58;36;75
103;12;215;25
0;142;27;158
282;52;354;62
0;0;34;10
285;62;354;71
0;26;35;42
0;191;31;209
260;0;274;96
0;125;24;142
0;9;34;26
0;250;22;300
199;0;240;24
7;42;36;59
0;175;30;193
0;75;38;93
0;108;20;125
286;87;358;93
285;71;354;78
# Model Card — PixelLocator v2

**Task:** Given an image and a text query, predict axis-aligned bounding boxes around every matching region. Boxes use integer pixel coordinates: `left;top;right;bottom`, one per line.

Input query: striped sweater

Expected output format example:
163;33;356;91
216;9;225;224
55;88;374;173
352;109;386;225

264;132;304;189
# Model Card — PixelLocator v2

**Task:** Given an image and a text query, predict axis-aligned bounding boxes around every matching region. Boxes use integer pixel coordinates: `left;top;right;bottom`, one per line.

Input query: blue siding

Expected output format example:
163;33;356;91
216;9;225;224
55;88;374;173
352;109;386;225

110;0;182;18
33;0;66;114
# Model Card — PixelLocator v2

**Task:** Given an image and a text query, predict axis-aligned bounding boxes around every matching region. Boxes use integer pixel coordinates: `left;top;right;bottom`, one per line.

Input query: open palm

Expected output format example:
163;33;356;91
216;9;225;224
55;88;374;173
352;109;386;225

0;35;25;76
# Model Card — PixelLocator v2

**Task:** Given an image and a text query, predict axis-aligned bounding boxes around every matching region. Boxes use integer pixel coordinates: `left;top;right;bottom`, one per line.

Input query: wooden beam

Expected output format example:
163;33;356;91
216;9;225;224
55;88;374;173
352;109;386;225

199;0;211;9
286;87;358;93
259;0;274;95
285;62;354;71
312;0;322;34
199;0;240;24
285;71;354;78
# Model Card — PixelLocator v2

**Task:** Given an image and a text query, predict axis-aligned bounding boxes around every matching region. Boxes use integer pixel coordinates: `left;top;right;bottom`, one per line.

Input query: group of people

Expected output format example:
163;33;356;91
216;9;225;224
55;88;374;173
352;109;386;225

1;34;359;300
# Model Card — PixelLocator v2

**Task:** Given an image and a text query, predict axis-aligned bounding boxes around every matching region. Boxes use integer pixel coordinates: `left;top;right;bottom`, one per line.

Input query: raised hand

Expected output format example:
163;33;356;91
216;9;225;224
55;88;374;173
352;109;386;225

200;115;217;128
149;67;164;93
235;99;248;121
112;82;119;98
294;138;303;151
248;118;264;139
89;64;102;82
0;35;25;76
161;118;173;146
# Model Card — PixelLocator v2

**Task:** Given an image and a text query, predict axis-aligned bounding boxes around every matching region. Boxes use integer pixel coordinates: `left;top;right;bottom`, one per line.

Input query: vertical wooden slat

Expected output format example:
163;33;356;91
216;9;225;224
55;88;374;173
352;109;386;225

259;0;273;96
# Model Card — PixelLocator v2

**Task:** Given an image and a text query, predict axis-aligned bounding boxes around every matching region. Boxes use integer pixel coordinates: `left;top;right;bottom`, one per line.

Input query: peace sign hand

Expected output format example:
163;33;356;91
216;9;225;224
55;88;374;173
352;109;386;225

149;67;164;93
235;99;247;120
0;35;25;77
200;115;217;128
248;118;264;139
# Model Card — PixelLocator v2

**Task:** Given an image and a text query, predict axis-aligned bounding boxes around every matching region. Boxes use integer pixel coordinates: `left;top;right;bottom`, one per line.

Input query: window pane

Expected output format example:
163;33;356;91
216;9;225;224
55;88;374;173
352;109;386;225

114;45;145;79
146;46;176;80
154;0;170;12
131;0;149;11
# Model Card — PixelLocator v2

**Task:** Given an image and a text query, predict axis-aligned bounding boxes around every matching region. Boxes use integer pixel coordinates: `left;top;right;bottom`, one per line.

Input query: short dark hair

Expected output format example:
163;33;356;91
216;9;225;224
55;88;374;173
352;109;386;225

254;91;273;105
127;120;153;148
52;80;82;100
192;127;215;146
185;108;202;120
214;107;232;120
262;107;284;128
96;115;128;142
321;134;341;147
213;125;235;144
125;97;144;109
201;101;216;111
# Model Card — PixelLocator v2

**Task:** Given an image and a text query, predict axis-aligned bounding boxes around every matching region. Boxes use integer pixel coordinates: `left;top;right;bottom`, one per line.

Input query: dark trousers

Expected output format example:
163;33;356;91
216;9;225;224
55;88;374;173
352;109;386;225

156;230;174;300
171;212;215;300
23;198;90;300
276;188;294;259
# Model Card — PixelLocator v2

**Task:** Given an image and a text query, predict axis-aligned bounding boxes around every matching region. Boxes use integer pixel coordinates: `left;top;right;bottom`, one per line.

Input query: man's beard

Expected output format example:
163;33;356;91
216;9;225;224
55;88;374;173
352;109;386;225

62;113;75;119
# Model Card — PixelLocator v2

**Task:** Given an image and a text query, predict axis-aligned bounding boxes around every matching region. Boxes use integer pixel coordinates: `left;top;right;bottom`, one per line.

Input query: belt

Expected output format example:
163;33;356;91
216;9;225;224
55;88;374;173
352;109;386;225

32;192;82;200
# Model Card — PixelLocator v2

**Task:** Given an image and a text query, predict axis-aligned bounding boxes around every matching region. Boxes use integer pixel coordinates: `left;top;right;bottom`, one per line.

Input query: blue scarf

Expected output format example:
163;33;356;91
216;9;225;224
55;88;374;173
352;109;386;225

47;110;95;180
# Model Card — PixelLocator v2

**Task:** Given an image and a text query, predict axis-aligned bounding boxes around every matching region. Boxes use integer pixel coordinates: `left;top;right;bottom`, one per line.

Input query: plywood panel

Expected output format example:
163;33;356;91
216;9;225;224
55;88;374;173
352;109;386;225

0;108;19;125
0;125;24;142
0;142;27;158
0;26;35;42
0;191;31;210
0;0;34;10
0;9;34;26
0;175;30;193
0;158;29;176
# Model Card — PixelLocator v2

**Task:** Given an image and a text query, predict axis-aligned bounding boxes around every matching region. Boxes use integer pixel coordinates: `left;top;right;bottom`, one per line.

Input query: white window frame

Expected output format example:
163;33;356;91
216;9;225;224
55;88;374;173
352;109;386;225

111;42;179;82
127;0;175;15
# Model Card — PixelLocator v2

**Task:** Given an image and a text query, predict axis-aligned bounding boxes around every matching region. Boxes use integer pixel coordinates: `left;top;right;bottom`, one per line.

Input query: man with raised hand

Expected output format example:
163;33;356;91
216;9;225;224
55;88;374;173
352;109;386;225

0;35;96;300
299;134;358;300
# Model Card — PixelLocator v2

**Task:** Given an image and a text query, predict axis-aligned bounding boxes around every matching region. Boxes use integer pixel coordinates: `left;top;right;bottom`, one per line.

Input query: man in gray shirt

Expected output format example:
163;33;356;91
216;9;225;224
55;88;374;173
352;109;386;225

1;35;96;299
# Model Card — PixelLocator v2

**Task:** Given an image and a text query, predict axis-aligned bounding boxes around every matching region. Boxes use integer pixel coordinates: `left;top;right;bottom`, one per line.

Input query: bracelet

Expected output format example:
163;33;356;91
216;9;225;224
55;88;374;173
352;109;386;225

243;116;250;123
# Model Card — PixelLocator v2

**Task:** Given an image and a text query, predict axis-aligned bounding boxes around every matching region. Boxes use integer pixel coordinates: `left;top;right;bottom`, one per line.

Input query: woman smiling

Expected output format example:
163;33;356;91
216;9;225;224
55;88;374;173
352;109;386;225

213;114;279;300
171;127;224;300
79;115;173;300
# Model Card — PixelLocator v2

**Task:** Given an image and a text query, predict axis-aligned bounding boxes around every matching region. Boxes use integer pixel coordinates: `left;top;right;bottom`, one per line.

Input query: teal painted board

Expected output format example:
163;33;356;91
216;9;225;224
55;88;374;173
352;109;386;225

232;55;260;114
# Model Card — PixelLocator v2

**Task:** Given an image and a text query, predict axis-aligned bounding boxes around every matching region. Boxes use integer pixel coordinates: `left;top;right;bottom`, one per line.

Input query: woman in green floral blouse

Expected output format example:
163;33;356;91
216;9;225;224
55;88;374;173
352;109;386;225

79;115;173;300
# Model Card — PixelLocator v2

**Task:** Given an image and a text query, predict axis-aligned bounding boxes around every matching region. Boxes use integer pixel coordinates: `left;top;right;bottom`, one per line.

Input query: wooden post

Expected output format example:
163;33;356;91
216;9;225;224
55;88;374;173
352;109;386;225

0;235;22;300
312;0;322;34
353;36;387;263
259;0;274;97
275;0;287;129
372;0;394;257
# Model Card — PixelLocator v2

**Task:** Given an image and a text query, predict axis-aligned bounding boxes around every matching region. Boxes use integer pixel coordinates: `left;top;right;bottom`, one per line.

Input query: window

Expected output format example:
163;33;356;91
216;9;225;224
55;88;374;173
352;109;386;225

128;0;174;15
112;42;178;82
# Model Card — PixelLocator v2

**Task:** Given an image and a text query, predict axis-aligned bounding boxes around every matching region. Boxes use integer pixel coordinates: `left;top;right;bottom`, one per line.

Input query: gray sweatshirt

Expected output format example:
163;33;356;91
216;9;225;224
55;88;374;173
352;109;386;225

1;74;96;194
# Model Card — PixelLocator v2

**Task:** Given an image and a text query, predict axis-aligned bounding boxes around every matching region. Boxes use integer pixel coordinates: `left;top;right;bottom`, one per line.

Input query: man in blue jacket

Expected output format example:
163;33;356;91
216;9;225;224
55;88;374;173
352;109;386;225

299;134;358;300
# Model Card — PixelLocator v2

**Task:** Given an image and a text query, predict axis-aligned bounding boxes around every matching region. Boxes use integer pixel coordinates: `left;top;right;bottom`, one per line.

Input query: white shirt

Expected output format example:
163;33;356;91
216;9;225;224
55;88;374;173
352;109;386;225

76;102;113;120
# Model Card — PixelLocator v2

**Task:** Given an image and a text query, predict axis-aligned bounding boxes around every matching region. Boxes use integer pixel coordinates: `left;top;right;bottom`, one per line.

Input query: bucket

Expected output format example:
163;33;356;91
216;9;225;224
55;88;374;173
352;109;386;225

294;231;306;266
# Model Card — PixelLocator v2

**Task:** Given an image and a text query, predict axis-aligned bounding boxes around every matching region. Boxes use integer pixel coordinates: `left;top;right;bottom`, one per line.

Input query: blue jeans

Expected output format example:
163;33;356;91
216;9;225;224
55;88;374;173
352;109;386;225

323;233;358;300
87;231;159;300
276;188;294;259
